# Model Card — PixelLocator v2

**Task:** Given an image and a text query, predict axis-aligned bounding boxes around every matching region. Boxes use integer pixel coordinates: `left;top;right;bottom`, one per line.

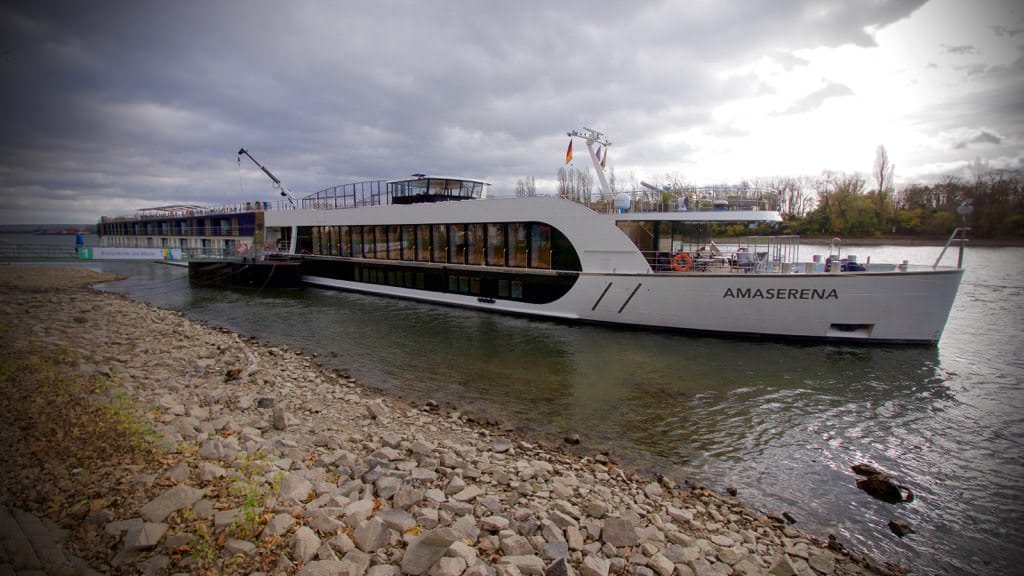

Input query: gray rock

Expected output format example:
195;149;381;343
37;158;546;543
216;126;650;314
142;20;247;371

279;472;314;504
343;548;372;575
717;547;743;566
401;527;461;575
541;520;565;544
768;555;798;576
582;500;608;519
496;565;523;576
465;565;492;576
649;553;675;576
688;559;715;576
375;476;402;499
294;526;322;563
328;533;356;555
492;438;513;453
198;462;227;482
601;517;638;548
262;513;296;538
367;565;401;576
138;485;204;522
124;522;167;550
431;556;467;576
394;487;424;509
344;499;376;527
380;432;403;448
542;541;569;561
709;534;734;548
481;515;511;532
353;517;389;552
446;476;468;495
273;407;290;430
499;555;545;576
577;553;606;576
307;510;345;534
565;526;584;551
105;517;144;536
163;462;191;483
198;437;240;460
548;510;578;529
452;514;481;542
214;508;240;530
545;557;575;576
225;538;256;555
137;554;170;576
413;468;439;482
889;519;914;538
367;400;389;420
807;552;835;575
317;542;339;561
381;508;417;532
296;560;350;576
501;533;535;556
446;541;479;563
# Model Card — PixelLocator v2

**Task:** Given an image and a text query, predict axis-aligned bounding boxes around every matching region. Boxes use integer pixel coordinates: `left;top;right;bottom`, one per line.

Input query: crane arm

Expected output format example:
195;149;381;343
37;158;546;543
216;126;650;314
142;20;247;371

237;148;296;207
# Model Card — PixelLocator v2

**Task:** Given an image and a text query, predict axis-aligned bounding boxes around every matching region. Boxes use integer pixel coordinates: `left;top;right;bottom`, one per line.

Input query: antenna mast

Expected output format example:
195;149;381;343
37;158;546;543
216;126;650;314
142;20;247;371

567;127;613;198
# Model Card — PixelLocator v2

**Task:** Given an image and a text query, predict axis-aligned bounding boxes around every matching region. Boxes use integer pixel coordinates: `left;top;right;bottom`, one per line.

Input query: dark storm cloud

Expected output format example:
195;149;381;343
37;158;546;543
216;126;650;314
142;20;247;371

941;43;978;55
0;0;963;224
778;81;855;115
952;129;1004;149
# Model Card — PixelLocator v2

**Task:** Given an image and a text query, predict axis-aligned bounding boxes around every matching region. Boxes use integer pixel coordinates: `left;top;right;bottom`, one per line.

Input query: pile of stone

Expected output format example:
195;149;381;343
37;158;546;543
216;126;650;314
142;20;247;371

2;268;892;575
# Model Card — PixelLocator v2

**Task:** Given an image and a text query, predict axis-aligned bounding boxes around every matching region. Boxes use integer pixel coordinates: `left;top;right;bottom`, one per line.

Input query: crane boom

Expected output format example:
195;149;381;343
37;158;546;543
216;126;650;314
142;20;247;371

237;148;296;207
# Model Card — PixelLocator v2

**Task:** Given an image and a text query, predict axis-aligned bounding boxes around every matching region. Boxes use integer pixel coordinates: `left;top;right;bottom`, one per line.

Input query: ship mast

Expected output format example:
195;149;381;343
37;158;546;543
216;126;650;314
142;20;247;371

567;127;613;199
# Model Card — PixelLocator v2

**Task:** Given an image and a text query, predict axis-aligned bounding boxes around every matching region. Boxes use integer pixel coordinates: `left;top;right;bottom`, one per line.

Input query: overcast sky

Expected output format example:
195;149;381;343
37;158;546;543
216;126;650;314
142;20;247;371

1;0;1021;224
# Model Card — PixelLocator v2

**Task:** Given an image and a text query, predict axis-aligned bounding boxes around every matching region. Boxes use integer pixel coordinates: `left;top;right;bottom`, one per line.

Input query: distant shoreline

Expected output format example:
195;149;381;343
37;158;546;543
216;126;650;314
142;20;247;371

799;235;1024;247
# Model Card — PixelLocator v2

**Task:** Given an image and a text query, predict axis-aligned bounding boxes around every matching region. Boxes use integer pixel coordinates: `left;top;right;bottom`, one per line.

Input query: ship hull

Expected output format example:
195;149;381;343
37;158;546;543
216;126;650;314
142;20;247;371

301;267;963;343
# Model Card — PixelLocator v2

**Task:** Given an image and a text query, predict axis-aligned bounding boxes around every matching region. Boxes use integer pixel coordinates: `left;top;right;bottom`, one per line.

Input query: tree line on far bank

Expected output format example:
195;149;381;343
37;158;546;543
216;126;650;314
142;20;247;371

534;147;1023;241
782;169;1023;240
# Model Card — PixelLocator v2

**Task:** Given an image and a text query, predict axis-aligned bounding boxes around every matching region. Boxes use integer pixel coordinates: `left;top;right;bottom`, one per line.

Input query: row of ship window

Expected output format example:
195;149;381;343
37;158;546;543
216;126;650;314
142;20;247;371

98;215;256;238
300;222;581;271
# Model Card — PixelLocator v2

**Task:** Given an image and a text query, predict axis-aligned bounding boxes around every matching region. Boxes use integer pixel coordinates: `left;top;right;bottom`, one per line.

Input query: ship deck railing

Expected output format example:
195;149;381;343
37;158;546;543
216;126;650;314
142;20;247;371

99;200;294;223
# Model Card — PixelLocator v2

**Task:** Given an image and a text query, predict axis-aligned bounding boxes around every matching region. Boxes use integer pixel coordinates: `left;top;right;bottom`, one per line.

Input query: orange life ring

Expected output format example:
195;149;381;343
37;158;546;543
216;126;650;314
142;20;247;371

237;242;249;256
671;252;693;272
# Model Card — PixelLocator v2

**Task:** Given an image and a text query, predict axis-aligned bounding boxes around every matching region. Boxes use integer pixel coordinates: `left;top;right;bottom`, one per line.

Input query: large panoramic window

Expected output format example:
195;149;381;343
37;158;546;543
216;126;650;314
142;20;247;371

339;226;351;257
530;224;551;269
432;224;447;263
402;225;416;260
449;224;467;264
388;225;402;260
509;223;529;268
467;224;484;265
486;223;505;266
295;220;580;273
416;224;431;262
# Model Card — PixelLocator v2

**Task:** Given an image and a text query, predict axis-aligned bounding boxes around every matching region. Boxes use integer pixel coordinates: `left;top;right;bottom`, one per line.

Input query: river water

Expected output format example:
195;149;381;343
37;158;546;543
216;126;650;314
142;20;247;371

18;239;1023;575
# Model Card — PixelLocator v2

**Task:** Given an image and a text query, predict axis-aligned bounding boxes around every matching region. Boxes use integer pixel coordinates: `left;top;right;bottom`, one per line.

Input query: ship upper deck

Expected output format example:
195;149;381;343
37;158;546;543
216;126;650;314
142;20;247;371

302;175;490;210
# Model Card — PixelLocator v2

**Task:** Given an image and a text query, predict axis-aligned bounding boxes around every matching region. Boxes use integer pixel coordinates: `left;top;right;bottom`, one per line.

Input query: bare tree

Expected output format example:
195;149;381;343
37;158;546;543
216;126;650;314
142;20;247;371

557;167;570;199
873;145;895;216
571;167;594;204
765;176;814;217
515;176;536;197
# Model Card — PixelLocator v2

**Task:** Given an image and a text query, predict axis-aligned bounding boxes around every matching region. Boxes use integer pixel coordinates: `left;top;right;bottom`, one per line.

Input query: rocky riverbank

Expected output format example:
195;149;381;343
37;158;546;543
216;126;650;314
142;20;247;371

0;266;896;576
